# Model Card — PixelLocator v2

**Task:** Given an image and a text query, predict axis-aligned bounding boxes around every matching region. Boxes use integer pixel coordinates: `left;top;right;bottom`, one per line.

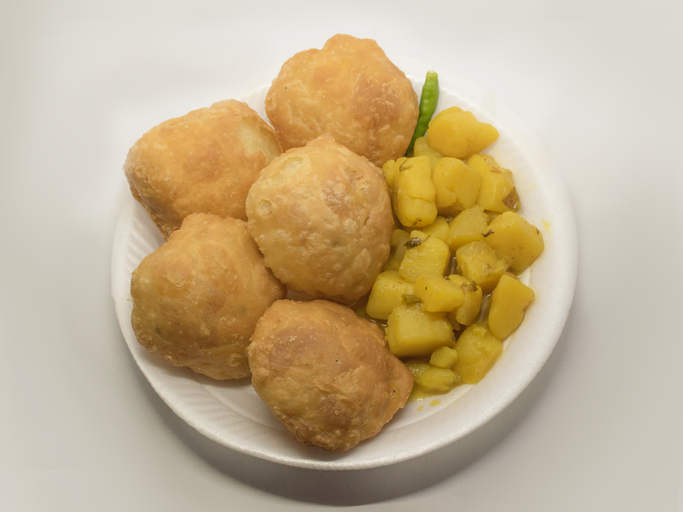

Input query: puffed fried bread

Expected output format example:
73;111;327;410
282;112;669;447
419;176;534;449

125;100;282;239
265;34;418;167
246;134;394;303
248;299;413;451
130;213;286;380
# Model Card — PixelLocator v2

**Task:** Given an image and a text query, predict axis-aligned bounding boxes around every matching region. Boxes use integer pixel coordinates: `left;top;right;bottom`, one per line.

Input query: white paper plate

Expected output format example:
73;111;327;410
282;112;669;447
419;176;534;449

111;62;578;470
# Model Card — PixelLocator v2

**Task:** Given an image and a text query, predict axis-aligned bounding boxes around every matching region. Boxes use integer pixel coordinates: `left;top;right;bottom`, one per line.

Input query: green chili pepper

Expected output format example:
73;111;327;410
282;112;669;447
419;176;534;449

406;70;439;155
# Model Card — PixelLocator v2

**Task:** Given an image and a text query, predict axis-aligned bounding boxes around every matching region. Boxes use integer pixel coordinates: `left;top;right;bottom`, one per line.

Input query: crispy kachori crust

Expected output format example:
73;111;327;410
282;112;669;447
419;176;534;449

130;213;286;380
248;300;413;451
265;34;418;167
124;100;282;239
245;135;393;303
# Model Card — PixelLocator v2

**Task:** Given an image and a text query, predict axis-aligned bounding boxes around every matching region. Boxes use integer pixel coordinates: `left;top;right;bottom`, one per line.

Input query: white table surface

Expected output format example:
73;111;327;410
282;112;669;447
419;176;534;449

1;1;681;510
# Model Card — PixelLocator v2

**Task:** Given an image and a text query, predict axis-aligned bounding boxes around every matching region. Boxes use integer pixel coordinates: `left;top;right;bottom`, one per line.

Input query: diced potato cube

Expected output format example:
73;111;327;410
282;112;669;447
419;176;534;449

488;274;535;340
426;107;499;159
415;366;461;392
399;231;451;283
404;360;460;392
413;275;465;312
419;216;450;242
393;156;438;227
447;274;483;325
366;270;415;320
397;156;434;199
446;204;489;251
466;154;520;213
383;228;410;271
382;157;407;192
432;157;482;216
395;198;437;229
413;136;443;169
404;360;430;379
386;304;454;357
453;324;503;384
382;159;397;191
430;346;459;368
456;241;508;293
485;212;544;273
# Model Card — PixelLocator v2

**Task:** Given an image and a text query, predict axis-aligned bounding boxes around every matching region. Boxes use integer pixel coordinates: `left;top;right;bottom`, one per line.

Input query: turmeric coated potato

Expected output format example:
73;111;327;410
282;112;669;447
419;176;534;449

248;300;413;451
124;100;282;239
452;324;503;384
466;154;520;213
391;156;438;228
485;212;544;273
246;135;393;303
385;303;454;357
383;228;410;271
405;361;461;393
366;270;414;320
456;241;509;293
265;34;418;167
398;230;450;283
426;106;499;159
130;214;286;380
488;274;535;340
446;205;489;251
412;136;443;169
432;157;482;216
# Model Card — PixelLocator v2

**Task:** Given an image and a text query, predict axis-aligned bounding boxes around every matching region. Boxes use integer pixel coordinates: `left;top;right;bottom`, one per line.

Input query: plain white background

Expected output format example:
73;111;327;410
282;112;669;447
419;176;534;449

1;1;681;510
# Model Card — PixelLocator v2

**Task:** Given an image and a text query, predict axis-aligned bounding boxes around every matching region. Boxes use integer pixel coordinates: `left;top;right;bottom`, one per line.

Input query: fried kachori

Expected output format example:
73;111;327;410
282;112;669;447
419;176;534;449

125;100;282;239
248;299;413;451
130;213;285;380
246;134;393;303
265;34;418;167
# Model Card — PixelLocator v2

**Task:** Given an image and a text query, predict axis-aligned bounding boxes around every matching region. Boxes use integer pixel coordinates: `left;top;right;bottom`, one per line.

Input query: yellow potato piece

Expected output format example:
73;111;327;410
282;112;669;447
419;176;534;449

404;360;460;392
485;211;544;273
447;274;483;326
382;157;407;192
455;241;508;293
366;270;415;320
453;324;503;384
412;136;443;169
393;156;437;227
399;231;451;283
386;304;454;357
426;107;499;159
488;274;535;340
413;275;465;312
446;204;489;251
383;228;410;271
432;157;482;216
419;216;450;242
415;366;460;392
430;346;459;368
466;154;520;213
404;360;430;379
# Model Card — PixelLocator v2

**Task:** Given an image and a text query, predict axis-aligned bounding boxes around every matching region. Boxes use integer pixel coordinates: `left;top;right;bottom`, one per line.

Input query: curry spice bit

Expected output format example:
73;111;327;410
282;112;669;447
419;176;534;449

402;294;421;305
405;237;425;248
